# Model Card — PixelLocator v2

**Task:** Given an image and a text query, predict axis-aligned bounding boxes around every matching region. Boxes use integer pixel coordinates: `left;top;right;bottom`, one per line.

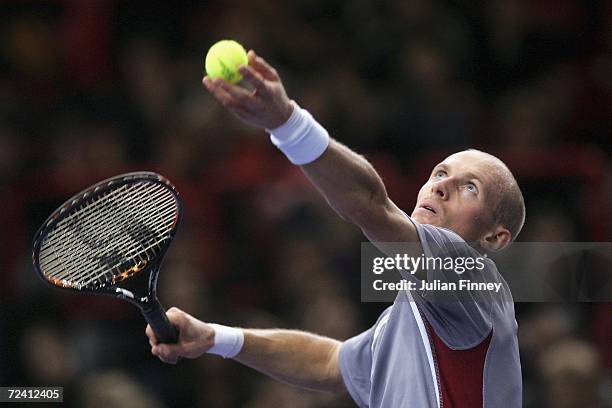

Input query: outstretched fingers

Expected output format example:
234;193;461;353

248;50;280;81
202;50;291;128
215;79;253;102
203;77;254;117
239;65;269;98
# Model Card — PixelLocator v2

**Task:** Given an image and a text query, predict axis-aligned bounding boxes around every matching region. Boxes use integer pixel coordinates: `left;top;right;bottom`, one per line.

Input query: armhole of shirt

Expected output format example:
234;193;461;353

406;289;441;408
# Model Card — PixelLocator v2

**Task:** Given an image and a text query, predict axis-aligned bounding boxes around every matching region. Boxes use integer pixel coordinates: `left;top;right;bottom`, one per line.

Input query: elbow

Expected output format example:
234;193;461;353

323;342;347;394
327;377;347;395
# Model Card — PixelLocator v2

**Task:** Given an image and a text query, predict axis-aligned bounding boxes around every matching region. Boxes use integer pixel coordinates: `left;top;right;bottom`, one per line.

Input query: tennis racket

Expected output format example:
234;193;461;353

32;172;182;343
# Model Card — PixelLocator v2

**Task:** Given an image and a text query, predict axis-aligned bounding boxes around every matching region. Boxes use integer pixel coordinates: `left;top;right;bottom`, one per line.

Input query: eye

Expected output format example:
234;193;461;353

465;182;478;194
433;170;447;179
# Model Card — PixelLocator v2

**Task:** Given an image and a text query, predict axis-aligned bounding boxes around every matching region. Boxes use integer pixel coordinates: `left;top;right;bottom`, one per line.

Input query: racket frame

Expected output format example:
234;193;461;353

32;171;182;343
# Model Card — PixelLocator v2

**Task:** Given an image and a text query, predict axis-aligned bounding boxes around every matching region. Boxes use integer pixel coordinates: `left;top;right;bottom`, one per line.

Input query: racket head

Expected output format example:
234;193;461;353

32;171;182;304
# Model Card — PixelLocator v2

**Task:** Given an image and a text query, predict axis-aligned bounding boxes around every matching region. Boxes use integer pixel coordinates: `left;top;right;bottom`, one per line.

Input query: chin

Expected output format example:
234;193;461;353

411;213;440;227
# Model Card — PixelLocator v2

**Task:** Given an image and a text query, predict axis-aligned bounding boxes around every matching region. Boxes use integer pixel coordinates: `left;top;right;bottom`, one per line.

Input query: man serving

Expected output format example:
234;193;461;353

146;50;525;407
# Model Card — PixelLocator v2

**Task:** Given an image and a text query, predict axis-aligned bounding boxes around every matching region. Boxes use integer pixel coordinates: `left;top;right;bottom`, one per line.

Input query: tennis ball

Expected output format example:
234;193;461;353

205;40;248;83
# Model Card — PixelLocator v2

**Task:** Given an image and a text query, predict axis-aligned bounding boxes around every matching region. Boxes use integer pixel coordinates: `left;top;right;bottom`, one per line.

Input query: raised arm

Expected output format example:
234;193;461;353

203;50;418;244
300;140;417;243
146;308;344;393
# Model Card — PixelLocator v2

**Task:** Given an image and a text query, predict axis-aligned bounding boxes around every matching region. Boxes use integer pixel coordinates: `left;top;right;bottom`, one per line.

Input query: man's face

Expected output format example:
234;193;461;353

411;151;498;242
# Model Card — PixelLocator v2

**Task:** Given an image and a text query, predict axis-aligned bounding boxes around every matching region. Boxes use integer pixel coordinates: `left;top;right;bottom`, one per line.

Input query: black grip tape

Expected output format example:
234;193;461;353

143;299;178;343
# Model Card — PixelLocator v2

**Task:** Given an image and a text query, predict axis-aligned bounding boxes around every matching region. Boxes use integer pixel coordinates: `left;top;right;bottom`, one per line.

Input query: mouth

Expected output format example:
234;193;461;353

419;203;437;214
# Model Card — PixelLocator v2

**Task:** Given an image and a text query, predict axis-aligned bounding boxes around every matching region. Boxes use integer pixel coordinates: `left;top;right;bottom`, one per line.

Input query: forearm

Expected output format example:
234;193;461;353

234;329;345;394
268;105;417;244
301;139;389;225
205;55;395;230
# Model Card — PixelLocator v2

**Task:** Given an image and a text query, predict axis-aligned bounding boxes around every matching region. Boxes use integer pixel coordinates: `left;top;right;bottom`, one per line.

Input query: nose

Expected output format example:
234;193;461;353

431;178;451;200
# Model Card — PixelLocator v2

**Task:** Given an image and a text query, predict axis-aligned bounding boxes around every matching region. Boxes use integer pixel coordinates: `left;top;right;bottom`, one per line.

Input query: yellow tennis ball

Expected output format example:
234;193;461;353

205;40;248;83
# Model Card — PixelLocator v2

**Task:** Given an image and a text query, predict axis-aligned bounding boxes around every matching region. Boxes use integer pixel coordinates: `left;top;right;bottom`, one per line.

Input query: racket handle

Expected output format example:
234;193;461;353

143;299;179;343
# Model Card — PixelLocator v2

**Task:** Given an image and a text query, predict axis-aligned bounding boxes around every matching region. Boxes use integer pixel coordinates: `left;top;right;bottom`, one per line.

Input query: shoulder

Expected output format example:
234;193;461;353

408;218;477;258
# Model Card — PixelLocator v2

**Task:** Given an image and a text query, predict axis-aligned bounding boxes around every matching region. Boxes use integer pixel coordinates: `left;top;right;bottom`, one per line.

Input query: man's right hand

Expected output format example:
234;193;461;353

202;50;294;129
146;307;214;364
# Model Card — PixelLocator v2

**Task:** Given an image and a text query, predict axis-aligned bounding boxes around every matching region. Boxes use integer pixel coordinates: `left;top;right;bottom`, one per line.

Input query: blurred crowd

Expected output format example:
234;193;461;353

0;0;610;407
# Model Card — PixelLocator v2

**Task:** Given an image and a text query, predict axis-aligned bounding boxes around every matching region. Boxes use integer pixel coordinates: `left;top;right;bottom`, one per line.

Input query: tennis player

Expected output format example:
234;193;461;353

146;50;525;407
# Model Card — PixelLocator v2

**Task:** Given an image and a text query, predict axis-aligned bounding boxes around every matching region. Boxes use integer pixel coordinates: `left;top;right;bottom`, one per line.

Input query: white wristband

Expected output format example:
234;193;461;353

267;101;330;165
207;324;244;359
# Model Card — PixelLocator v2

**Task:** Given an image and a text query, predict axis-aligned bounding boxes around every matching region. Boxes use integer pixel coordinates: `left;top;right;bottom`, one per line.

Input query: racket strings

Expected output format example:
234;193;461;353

42;182;161;249
40;182;153;285
38;181;178;289
39;183;143;270
64;182;176;285
42;183;175;287
39;184;137;276
40;183;136;259
59;186;174;286
41;186;175;273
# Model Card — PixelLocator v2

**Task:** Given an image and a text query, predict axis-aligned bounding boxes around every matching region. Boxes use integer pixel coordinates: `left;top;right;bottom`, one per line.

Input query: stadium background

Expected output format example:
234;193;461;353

0;0;610;406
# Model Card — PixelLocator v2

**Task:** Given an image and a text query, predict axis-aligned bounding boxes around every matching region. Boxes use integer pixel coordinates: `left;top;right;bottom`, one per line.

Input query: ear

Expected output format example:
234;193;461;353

480;226;511;253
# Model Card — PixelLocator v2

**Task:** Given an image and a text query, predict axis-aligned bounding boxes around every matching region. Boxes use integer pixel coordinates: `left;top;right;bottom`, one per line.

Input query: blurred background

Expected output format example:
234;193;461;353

0;0;610;407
